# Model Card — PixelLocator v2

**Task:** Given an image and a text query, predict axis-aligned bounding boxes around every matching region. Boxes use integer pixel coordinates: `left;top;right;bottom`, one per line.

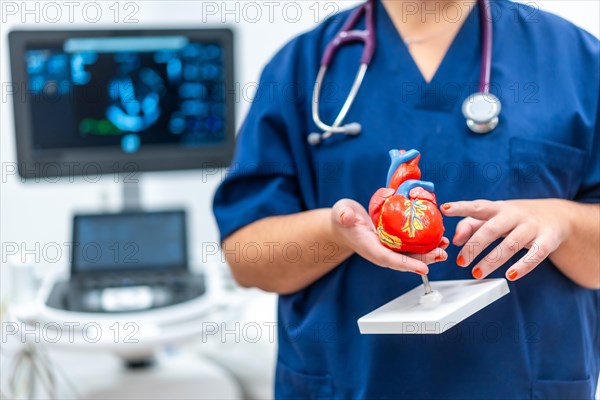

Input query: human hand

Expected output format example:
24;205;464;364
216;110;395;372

332;198;449;275
441;199;570;281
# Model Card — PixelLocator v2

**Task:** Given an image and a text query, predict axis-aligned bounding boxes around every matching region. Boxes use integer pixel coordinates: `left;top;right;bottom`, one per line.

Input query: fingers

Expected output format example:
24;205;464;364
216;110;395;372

442;199;563;283
438;237;450;250
332;198;450;276
441;200;500;220
378;239;450;274
453;217;485;246
338;206;357;227
359;233;450;274
368;245;430;275
332;199;365;228
405;246;449;265
469;225;532;279
456;216;517;267
505;234;560;281
373;236;450;272
337;212;430;275
359;233;443;274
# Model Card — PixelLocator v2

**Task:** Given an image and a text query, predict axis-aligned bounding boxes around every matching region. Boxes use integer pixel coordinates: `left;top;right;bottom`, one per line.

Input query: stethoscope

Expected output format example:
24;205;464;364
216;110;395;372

308;0;501;146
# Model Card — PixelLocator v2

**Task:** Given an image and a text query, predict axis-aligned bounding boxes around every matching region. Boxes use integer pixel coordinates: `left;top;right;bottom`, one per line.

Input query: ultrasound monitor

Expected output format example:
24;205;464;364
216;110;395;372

9;29;235;179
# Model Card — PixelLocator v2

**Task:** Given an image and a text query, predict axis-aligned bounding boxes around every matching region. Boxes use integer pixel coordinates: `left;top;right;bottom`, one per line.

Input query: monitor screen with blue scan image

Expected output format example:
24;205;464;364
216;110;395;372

9;29;235;178
27;36;225;152
72;211;187;273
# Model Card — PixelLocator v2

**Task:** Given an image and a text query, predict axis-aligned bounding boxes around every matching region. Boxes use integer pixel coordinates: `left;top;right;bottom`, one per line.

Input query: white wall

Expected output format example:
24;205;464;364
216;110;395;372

1;0;598;274
0;1;358;275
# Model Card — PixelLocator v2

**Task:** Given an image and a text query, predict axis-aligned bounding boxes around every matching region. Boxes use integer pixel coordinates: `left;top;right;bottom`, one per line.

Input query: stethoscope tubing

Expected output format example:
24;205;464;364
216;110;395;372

479;0;493;93
311;64;367;138
310;0;496;144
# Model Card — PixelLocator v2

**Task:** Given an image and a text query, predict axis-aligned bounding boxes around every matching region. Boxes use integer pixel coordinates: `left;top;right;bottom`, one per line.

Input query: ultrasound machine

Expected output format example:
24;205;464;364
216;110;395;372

9;29;235;313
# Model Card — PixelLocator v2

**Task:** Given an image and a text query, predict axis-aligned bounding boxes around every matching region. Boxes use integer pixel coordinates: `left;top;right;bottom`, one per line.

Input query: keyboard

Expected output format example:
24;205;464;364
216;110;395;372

82;270;190;290
68;271;206;312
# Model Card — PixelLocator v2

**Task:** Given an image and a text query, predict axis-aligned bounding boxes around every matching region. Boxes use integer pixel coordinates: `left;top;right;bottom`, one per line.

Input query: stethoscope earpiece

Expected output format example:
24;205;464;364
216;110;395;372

343;123;362;136
462;92;502;134
307;123;363;146
307;133;323;146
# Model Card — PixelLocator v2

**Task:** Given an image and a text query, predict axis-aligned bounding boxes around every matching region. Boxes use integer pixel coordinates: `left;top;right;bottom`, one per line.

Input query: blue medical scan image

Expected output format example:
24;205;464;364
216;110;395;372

24;36;227;153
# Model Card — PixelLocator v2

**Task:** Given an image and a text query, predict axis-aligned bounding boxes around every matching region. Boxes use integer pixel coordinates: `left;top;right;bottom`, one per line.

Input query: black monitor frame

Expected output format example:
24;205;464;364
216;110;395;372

70;209;188;276
9;28;235;180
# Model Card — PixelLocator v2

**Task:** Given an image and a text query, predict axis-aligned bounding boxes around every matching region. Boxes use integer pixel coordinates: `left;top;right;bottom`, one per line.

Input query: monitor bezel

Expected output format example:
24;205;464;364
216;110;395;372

9;28;235;179
70;209;189;276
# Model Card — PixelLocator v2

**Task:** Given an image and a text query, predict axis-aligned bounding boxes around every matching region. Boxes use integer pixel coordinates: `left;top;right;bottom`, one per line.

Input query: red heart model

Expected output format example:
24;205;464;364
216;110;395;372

368;149;445;254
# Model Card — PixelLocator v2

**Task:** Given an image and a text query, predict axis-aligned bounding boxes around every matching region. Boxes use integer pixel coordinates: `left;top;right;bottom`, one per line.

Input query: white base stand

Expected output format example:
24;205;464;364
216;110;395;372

358;279;509;334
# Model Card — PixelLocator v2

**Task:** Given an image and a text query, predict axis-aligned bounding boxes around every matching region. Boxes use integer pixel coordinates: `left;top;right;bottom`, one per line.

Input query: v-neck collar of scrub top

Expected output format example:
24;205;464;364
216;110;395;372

374;0;482;112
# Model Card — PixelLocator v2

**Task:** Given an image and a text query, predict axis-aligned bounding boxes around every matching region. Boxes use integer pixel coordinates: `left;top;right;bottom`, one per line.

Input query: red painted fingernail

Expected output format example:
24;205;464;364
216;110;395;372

457;254;466;267
435;255;445;262
472;268;483;279
507;270;518;280
441;204;451;211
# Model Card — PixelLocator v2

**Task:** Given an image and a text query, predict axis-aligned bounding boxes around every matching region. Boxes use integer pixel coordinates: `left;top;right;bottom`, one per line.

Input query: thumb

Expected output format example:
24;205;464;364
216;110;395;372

332;199;361;228
338;206;357;228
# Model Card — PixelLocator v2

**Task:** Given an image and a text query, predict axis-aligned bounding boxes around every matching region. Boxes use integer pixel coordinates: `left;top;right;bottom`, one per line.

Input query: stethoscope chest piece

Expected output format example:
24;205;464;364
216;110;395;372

462;92;501;134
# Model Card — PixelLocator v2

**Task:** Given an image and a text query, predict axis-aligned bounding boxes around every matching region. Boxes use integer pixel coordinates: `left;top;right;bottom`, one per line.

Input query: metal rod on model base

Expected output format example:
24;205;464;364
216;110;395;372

421;275;433;295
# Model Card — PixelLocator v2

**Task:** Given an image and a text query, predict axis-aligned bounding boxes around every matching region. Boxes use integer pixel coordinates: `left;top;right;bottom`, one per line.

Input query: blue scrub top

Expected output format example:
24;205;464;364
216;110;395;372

214;0;600;398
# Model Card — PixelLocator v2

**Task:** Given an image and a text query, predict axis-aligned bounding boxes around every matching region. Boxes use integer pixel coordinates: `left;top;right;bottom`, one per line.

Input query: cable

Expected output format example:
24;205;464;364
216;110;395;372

37;348;81;399
1;328;80;399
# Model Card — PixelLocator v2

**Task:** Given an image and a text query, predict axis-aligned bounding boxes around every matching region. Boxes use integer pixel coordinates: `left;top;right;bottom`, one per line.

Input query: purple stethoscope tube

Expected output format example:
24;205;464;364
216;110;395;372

320;0;377;66
308;0;501;146
478;0;493;93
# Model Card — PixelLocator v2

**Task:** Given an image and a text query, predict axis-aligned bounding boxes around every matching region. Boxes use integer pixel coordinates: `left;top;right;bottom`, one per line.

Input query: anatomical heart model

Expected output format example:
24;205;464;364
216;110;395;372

358;149;510;335
369;149;445;254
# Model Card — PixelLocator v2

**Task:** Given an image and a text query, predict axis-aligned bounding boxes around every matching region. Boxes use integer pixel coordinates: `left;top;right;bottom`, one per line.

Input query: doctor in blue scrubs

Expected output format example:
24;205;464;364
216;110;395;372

213;0;600;398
